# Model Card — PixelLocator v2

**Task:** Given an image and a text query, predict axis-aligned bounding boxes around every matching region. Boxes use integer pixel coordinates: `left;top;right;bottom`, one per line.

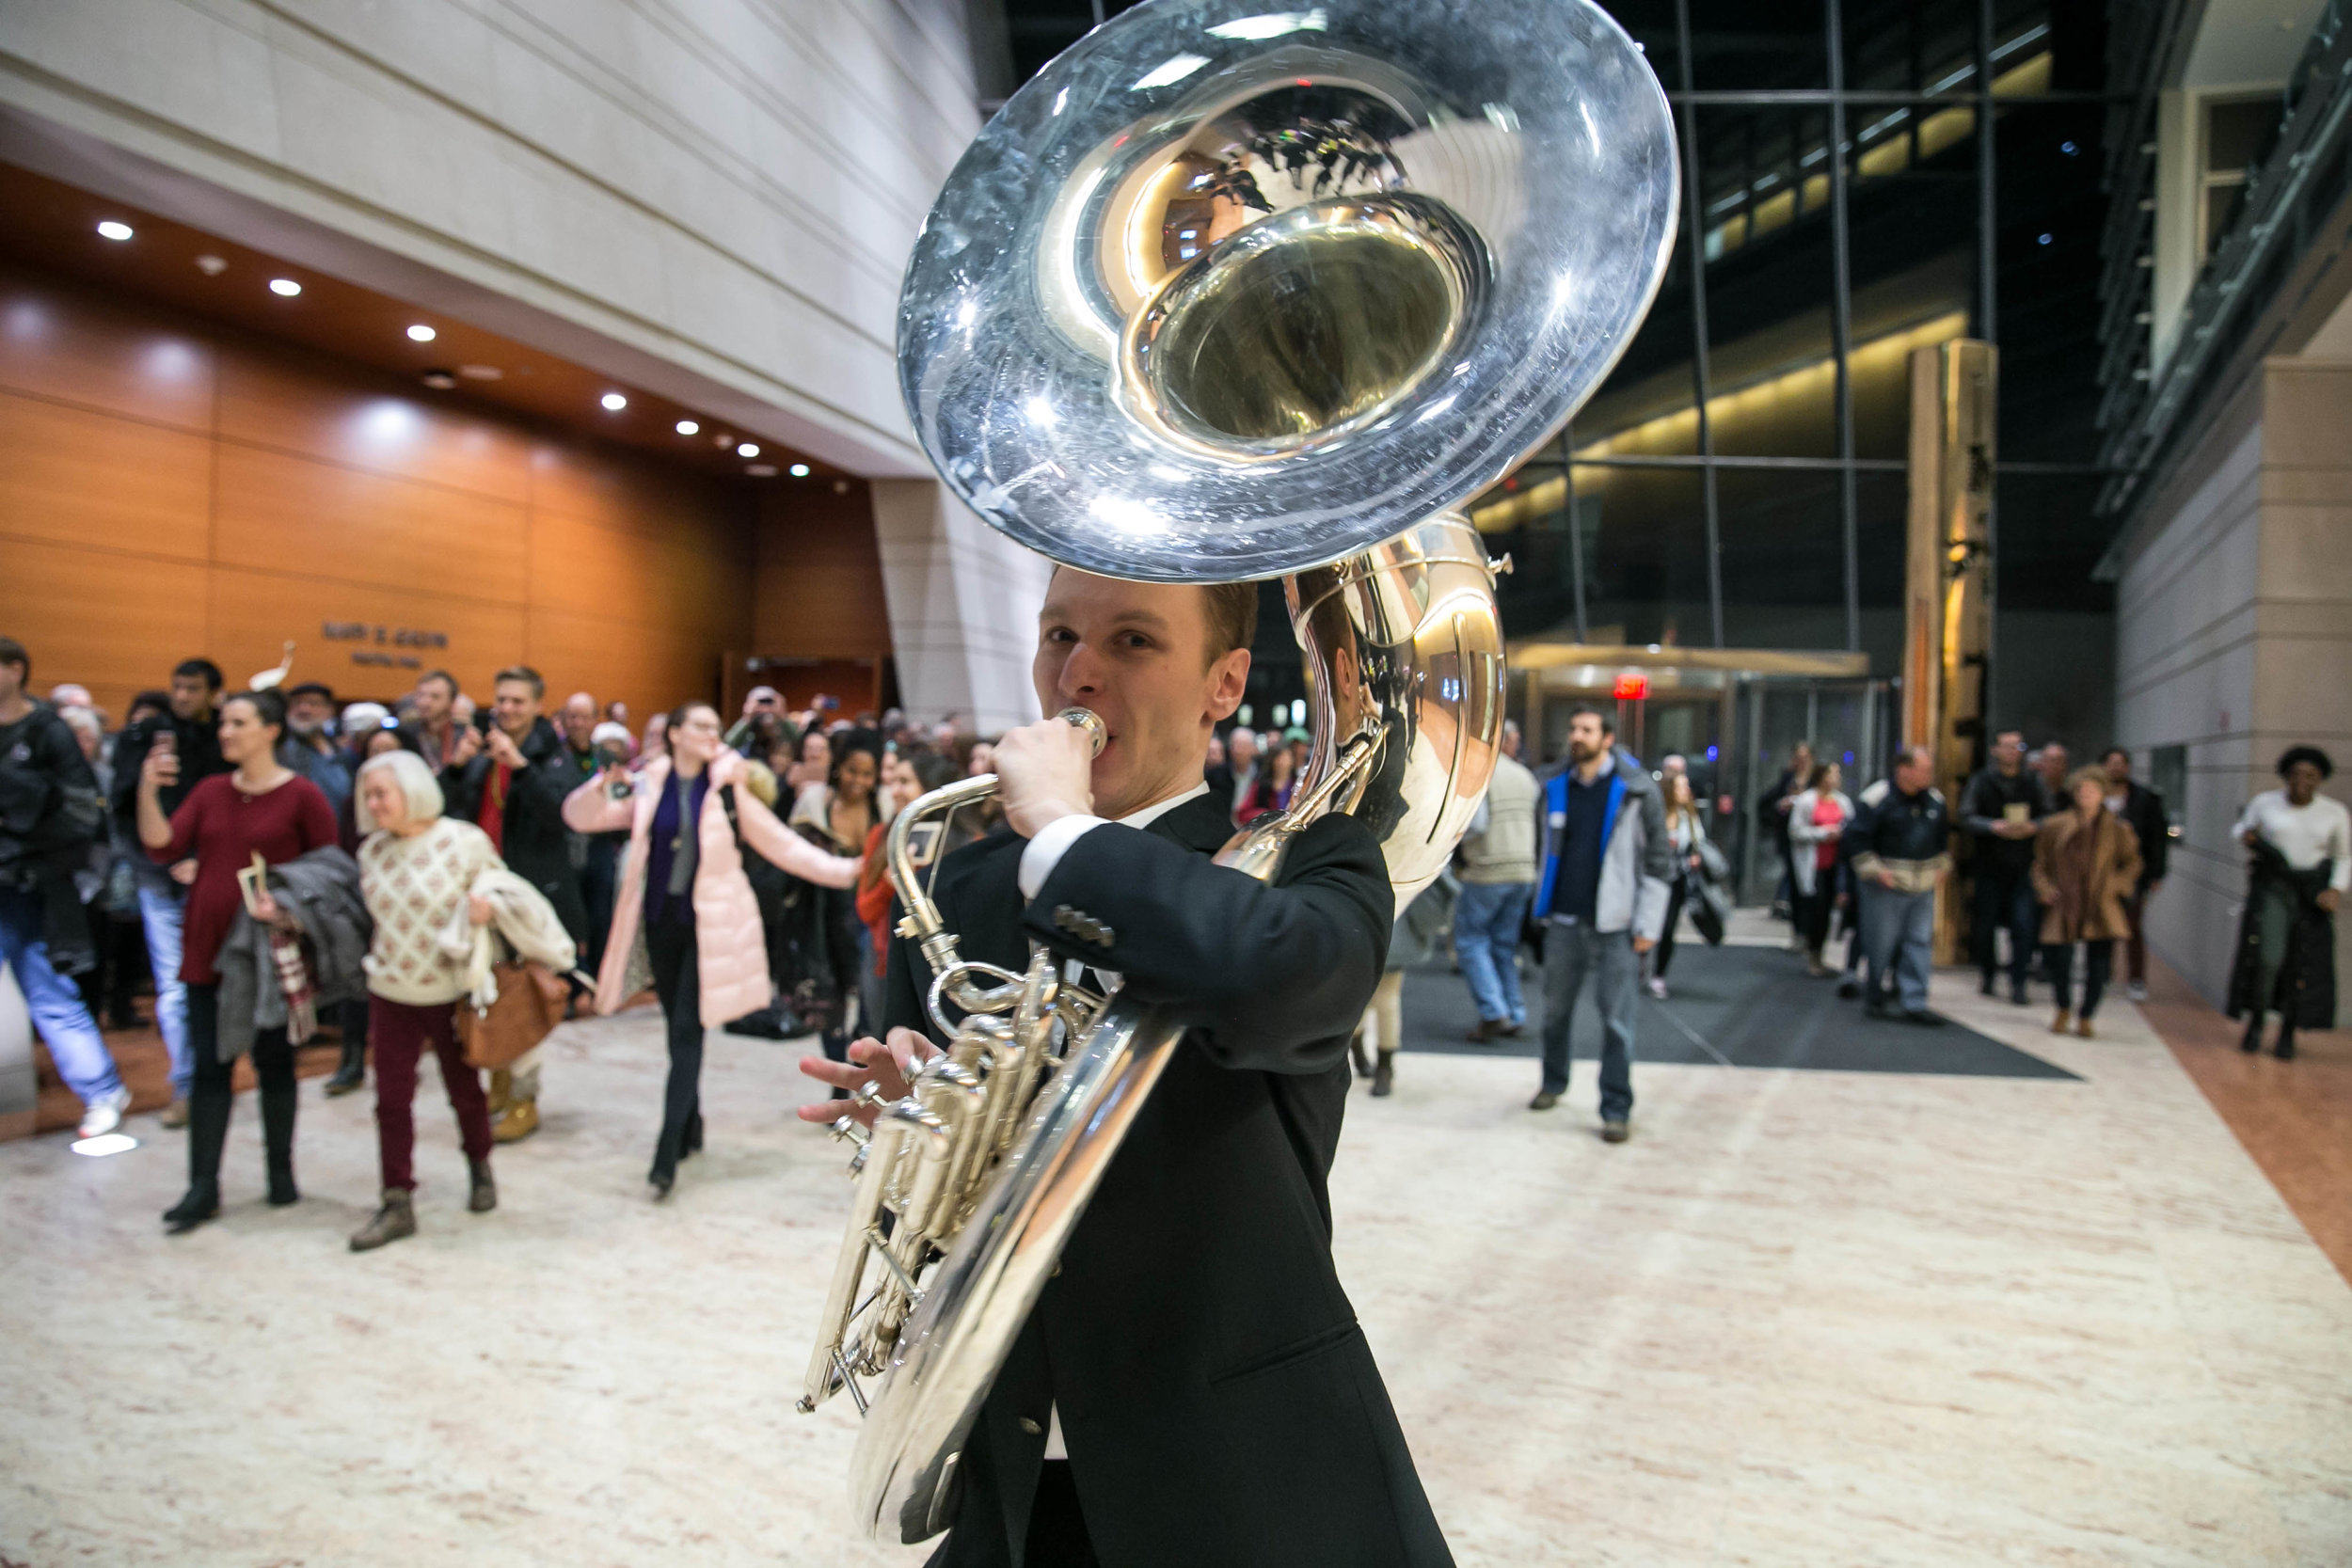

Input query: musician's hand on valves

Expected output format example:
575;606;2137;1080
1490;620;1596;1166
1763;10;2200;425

797;1028;941;1126
993;715;1095;838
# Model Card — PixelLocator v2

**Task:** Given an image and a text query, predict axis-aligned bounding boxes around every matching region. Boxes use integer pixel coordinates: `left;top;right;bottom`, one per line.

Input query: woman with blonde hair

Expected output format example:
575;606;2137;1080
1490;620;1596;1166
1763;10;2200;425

2032;766;2142;1037
1646;771;1712;999
345;750;573;1250
1787;761;1854;976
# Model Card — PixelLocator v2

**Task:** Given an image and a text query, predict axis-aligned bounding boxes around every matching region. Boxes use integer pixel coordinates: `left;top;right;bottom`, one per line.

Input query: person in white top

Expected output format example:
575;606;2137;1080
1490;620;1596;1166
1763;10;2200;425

2231;746;2346;1058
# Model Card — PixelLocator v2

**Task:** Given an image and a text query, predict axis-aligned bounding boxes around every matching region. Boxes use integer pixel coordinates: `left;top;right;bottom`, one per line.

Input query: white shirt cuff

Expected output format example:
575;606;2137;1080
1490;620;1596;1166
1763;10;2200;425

1018;814;1109;900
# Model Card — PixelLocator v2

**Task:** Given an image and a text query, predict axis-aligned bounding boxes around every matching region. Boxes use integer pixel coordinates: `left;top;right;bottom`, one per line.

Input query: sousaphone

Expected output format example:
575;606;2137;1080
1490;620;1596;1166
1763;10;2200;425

798;0;1678;1543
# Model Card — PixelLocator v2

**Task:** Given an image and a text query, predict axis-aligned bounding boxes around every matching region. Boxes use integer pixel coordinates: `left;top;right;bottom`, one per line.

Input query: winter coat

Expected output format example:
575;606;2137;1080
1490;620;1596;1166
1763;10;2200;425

1786;787;1854;898
1457;754;1542;885
0;698;103;973
2030;808;2143;944
563;756;862;1027
213;846;370;1061
440;716;585;942
436;866;580;1013
1534;750;1674;940
2227;840;2338;1028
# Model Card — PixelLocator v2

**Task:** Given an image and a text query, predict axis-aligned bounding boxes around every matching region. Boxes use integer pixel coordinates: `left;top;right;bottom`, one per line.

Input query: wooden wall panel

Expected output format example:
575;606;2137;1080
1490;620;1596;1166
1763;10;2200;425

213;444;530;601
0;260;882;730
0;266;215;428
212;341;535;503
203;567;530;705
0;389;212;558
0;540;212;706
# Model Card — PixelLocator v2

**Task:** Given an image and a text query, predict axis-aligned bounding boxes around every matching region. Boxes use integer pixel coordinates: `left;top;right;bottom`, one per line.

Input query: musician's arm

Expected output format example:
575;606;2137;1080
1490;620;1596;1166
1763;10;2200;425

1021;813;1391;1074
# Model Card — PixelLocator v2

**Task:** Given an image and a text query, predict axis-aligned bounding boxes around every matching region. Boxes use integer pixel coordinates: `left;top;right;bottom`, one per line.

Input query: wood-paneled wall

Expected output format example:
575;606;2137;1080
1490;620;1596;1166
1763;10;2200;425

0;261;889;729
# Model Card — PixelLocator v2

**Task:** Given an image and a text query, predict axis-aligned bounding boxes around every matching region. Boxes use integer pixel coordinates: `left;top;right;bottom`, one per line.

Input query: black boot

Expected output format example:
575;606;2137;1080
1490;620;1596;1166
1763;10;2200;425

468;1158;498;1212
683;1111;704;1158
163;1181;220;1234
1370;1051;1394;1098
2275;1022;2297;1061
261;1067;298;1206
324;1038;366;1097
1348;1031;1373;1079
2240;1012;2265;1053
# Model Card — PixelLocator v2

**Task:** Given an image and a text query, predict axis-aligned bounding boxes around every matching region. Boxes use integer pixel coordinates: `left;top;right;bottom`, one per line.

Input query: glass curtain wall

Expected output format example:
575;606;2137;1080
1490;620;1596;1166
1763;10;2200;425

1470;0;2111;679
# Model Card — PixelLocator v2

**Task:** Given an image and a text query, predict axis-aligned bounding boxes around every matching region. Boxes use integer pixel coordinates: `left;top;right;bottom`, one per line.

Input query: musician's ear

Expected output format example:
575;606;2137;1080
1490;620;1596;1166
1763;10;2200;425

1204;645;1249;724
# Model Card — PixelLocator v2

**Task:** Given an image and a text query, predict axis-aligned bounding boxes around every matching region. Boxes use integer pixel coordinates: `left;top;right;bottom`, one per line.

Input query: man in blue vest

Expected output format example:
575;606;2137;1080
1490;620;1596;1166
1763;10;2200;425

1532;705;1675;1142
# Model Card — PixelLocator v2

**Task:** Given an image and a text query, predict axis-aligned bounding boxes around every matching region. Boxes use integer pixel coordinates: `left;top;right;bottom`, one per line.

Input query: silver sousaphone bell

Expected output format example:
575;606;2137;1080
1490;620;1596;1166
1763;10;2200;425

799;0;1679;1543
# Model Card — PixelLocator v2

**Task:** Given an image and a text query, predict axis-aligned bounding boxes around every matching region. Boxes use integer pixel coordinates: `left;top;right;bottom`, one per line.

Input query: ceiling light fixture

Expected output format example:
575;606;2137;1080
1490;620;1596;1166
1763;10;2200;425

195;255;228;276
788;463;811;477
737;442;760;458
746;463;778;477
96;220;134;242
268;277;302;297
406;324;437;342
458;364;501;381
675;419;700;436
600;392;628;411
421;370;458;390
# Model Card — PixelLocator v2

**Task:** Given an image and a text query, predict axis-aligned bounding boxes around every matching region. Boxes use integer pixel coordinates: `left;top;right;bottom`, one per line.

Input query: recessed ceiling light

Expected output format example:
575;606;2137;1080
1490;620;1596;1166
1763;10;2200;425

746;463;778;477
458;364;501;381
737;441;760;458
269;277;302;297
195;255;228;276
421;370;458;390
406;324;437;342
96;220;134;242
789;463;811;477
600;391;628;411
675;419;700;436
712;434;735;450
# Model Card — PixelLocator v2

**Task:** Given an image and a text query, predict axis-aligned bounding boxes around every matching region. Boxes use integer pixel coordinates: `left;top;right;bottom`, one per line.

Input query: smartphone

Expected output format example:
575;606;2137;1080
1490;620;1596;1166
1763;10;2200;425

472;709;494;736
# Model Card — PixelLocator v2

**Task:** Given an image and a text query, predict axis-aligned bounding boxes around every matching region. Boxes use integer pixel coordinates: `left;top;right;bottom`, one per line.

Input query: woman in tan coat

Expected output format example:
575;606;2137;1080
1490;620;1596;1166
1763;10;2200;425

2032;767;2144;1037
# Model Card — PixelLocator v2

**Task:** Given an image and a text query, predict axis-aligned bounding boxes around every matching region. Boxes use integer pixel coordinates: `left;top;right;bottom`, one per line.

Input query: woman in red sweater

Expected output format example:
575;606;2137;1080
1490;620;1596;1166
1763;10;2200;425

137;688;338;1232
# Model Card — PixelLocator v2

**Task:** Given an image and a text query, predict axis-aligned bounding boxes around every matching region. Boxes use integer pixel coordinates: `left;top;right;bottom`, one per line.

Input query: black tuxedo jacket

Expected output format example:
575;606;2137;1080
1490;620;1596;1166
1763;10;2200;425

880;791;1451;1568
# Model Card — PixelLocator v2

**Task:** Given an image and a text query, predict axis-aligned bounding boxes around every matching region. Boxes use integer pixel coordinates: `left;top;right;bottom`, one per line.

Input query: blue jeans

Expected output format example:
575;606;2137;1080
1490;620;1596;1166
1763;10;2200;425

1539;919;1638;1118
137;882;193;1097
1861;883;1936;1014
1454;880;1533;1025
0;885;123;1105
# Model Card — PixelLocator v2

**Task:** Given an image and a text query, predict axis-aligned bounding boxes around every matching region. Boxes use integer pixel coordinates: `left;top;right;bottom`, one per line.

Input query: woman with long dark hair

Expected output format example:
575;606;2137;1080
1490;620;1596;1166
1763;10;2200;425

564;701;860;1196
136;688;342;1232
1238;742;1297;823
790;735;886;1069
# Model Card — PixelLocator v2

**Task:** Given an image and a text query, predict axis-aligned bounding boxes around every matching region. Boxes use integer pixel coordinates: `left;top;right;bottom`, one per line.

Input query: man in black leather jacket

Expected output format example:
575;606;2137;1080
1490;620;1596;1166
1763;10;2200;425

799;571;1451;1568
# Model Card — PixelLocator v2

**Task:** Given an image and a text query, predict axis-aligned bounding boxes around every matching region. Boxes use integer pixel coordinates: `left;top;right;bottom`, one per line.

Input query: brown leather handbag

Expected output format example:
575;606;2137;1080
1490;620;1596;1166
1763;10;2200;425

454;960;569;1069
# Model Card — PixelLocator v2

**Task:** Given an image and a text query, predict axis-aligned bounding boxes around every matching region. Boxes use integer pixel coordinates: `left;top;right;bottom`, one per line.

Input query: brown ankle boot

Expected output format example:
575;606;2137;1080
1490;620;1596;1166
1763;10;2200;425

350;1190;416;1252
492;1099;539;1144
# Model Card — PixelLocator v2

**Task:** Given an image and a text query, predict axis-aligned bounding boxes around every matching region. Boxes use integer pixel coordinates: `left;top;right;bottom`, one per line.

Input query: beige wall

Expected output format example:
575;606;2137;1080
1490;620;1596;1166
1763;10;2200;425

2114;359;2352;1004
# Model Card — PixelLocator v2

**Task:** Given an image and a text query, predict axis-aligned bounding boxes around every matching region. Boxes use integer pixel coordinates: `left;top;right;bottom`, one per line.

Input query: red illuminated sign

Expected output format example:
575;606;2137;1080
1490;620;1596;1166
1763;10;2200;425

1612;673;1649;701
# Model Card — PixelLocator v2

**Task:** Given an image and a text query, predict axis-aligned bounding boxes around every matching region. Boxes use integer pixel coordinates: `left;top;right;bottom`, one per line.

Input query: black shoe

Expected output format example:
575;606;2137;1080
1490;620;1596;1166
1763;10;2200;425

468;1158;498;1213
1348;1032;1374;1078
1599;1119;1629;1144
1370;1055;1393;1098
1528;1090;1559;1111
684;1113;704;1157
2241;1019;2264;1053
649;1166;675;1200
2010;984;2029;1006
1837;977;1861;1000
323;1041;366;1097
266;1169;299;1207
163;1185;219;1234
1901;1009;1947;1028
1979;974;1997;997
2275;1030;2297;1061
1865;1000;1893;1021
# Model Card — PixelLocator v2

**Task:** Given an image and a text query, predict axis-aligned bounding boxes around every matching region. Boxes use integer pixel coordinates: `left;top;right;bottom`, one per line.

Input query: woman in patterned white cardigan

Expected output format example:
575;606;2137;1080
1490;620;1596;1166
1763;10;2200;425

346;750;523;1251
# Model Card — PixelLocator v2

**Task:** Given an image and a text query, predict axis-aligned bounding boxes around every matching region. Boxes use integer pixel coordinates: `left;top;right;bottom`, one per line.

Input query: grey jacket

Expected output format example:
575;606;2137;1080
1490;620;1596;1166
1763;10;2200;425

1539;750;1676;942
1458;754;1543;885
213;846;372;1061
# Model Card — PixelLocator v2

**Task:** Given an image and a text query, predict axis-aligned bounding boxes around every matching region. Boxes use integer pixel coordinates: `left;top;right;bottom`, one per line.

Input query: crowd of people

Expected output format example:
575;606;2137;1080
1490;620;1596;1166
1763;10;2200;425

4;624;2343;1225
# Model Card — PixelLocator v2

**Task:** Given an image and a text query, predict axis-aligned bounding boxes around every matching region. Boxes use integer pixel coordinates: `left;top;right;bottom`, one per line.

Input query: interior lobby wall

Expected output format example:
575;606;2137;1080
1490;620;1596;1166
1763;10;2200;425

0;258;765;726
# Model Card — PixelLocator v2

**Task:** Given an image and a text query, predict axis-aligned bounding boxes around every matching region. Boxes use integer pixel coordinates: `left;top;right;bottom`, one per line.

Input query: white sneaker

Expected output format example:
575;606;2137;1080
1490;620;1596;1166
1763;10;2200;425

2126;981;2149;1003
77;1085;132;1139
1645;977;1668;1000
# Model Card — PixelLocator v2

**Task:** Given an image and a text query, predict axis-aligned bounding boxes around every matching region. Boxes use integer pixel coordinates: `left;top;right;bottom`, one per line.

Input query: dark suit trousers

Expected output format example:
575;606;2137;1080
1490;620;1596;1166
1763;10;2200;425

645;921;703;1175
1973;866;2036;985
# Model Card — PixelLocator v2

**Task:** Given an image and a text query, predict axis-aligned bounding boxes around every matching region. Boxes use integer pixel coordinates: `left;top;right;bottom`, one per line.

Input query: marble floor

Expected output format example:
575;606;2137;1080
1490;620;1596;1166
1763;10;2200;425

4;960;2348;1566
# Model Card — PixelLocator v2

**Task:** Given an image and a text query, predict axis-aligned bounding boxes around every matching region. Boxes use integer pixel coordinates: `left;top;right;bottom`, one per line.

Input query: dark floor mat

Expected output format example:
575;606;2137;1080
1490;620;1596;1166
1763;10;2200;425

1396;944;2079;1080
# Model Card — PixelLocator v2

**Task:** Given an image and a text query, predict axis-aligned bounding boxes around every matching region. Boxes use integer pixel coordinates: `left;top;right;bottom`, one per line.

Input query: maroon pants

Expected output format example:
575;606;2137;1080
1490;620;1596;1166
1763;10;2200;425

371;995;493;1192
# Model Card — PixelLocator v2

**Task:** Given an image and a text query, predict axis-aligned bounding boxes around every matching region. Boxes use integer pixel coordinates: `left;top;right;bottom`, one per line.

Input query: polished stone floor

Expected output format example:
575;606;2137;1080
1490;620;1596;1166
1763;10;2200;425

4;952;2348;1566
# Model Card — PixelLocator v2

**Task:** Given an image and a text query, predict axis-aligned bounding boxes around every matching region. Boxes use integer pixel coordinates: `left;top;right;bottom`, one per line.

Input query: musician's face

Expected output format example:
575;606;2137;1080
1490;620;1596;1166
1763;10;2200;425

1036;571;1248;819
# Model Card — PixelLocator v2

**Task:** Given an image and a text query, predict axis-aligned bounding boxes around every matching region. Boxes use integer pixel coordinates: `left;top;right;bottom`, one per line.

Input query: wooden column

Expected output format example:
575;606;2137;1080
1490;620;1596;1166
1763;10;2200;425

1902;339;1996;962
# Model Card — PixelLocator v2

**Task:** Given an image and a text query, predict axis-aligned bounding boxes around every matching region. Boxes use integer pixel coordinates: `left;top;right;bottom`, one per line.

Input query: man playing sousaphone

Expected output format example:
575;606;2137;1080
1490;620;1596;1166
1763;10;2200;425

798;568;1453;1566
